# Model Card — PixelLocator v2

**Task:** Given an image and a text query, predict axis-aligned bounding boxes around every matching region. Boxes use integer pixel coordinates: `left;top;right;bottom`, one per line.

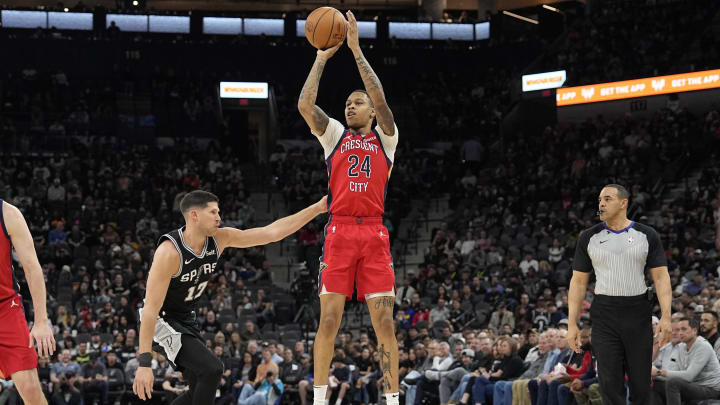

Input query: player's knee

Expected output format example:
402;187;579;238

375;315;395;338
13;376;45;405
318;312;342;334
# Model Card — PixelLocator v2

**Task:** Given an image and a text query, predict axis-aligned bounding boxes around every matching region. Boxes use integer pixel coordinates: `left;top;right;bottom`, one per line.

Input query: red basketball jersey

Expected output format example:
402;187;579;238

0;201;20;303
319;119;398;217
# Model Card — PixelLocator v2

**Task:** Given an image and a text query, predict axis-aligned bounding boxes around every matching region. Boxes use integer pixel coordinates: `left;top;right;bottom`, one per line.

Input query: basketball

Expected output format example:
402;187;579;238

305;7;347;50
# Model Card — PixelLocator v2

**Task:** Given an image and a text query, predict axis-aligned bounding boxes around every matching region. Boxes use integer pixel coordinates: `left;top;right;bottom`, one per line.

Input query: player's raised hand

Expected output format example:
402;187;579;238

316;40;343;62
29;319;56;358
345;10;359;52
133;367;154;401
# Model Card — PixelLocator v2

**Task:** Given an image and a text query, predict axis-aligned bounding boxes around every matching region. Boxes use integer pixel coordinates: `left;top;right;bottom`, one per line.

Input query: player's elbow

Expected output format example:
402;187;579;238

297;102;312;115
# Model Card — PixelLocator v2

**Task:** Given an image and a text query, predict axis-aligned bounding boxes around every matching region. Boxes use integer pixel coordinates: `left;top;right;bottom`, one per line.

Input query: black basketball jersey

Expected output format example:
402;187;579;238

157;227;220;320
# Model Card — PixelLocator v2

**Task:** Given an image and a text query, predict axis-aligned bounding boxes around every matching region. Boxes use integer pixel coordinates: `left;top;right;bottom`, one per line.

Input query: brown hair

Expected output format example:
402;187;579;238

496;336;519;356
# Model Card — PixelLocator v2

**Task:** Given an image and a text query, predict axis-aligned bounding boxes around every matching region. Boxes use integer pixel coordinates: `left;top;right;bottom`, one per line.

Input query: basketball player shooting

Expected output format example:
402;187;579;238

297;10;401;405
133;191;327;404
0;199;56;405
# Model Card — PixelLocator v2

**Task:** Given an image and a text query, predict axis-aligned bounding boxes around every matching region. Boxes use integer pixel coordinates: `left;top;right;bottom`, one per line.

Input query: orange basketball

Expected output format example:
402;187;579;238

305;7;347;50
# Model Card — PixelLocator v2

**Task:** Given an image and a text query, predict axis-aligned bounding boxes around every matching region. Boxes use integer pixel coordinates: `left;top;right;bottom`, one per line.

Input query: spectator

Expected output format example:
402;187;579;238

79;353;109;405
47;178;66;202
548;239;565;263
236;368;284;405
700;311;720;355
51;349;82;387
241;321;262;342
493;332;552;405
37;355;53;398
279;348;305;387
88;332;107;355
49;221;68;244
652;316;720;404
685;274;707;296
202;310;221;334
395;274;417;306
326;357;351;405
568;347;600;405
489;304;515;334
438;348;479;404
162;371;189;405
414;341;454;405
519;329;540;362
401;341;435;405
74;342;91;365
294;341;307;362
652;317;688;402
51;374;83;405
546;328;594;405
297;354;315;405
654;318;688;372
104;350;123;372
462;336;524;405
519;254;539;275
430;298;451;324
527;329;570;404
253;348;279;388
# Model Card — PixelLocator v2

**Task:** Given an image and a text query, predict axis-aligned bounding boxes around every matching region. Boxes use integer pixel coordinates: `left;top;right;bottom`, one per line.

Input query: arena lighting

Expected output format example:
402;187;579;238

132;0;138;6
502;10;538;25
63;8;69;12
542;4;560;12
556;68;720;106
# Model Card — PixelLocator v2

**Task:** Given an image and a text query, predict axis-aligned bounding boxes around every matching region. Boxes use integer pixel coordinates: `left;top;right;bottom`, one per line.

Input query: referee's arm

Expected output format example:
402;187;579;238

647;227;672;347
568;271;590;353
568;230;593;353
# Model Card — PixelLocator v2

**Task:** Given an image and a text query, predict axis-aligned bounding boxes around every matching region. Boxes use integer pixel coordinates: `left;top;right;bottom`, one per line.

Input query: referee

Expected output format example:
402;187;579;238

568;184;673;405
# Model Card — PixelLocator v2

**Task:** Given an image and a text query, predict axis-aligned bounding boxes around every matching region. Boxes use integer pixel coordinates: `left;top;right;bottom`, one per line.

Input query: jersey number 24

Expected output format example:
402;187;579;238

348;155;371;178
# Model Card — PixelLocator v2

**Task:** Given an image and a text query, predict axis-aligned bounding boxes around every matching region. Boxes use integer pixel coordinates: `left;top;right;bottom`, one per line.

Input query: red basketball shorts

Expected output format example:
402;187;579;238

0;294;38;379
318;215;395;301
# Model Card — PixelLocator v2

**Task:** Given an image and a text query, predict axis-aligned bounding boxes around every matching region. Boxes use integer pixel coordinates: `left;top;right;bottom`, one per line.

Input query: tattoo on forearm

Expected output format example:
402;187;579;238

299;60;326;104
374;296;394;310
355;55;383;93
379;344;392;392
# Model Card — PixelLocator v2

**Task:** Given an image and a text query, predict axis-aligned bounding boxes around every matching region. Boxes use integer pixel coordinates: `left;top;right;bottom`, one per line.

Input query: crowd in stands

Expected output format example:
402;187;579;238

538;0;720;86
0;120;719;405
3;66;720;405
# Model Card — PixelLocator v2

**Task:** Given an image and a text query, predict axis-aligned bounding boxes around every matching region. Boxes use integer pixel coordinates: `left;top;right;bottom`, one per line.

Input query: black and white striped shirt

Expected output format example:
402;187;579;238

573;221;666;296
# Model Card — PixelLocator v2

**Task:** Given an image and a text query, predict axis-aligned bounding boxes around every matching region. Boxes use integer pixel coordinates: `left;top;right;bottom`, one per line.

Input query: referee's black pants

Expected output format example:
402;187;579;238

591;293;653;405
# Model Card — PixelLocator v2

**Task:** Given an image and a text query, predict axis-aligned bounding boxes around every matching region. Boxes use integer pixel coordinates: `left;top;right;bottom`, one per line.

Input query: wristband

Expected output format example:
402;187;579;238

138;352;153;368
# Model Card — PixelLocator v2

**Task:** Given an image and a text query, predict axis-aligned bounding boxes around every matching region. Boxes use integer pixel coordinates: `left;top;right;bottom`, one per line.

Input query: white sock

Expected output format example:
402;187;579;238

335;400;342;405
385;392;400;405
313;385;328;405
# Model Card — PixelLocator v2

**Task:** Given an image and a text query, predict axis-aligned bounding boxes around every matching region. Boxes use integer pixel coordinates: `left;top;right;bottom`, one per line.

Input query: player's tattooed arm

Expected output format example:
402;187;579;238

298;58;329;135
346;10;395;136
298;41;342;136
